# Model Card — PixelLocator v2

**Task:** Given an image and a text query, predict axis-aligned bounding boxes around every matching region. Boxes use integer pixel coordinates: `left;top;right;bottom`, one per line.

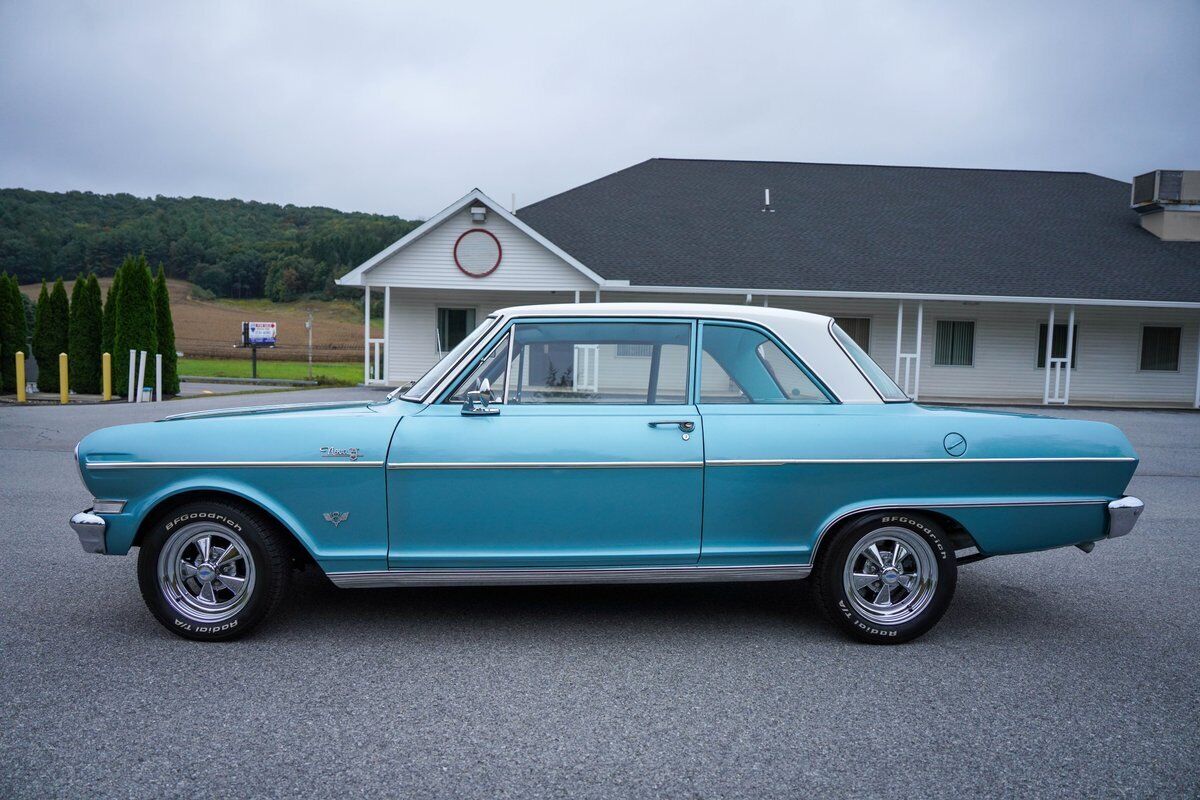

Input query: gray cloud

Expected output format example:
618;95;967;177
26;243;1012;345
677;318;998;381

1;0;1197;218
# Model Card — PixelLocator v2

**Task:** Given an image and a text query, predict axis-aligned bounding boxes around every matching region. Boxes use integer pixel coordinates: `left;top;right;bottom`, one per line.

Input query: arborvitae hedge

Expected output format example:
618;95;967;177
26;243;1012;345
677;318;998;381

1;275;28;391
34;278;71;393
153;265;179;395
70;274;103;394
113;255;157;397
31;281;50;390
101;264;122;357
0;274;9;392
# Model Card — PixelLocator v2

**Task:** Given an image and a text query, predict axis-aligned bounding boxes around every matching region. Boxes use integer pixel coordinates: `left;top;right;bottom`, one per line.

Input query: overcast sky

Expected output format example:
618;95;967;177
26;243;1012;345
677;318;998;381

1;1;1197;218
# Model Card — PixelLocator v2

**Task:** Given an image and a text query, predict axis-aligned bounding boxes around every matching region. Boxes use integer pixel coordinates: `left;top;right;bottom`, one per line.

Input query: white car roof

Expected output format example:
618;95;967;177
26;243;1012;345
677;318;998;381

493;303;885;403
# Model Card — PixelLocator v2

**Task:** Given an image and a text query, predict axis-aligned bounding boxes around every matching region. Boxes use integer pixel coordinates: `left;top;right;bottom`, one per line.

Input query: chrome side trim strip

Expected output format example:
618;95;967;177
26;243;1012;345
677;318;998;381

327;564;811;588
86;461;384;470
386;461;704;470
706;457;1137;466
807;498;1112;566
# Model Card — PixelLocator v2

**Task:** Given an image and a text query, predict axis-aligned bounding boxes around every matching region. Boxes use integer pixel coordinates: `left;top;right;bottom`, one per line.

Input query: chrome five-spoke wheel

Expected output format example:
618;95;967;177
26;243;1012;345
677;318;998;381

158;523;256;624
842;527;938;626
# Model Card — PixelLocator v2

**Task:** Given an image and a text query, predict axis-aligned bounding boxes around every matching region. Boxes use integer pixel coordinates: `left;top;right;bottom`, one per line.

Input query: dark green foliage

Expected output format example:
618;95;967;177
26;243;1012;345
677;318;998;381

34;278;70;393
69;274;103;394
31;281;50;389
1;275;29;390
0;189;419;299
113;255;157;397
153;265;179;395
0;274;8;392
101;264;123;356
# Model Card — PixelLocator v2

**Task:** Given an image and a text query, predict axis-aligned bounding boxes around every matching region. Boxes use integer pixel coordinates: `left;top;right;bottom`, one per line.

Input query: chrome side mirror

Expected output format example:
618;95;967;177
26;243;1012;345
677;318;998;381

462;377;500;416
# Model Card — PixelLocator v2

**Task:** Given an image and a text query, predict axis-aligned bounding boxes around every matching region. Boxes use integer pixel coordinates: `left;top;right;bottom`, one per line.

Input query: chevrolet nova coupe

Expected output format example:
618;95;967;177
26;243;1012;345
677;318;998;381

71;303;1144;643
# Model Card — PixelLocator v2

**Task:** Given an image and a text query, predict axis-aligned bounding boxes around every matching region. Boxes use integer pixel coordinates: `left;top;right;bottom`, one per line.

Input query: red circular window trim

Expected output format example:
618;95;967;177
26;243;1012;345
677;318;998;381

453;228;503;278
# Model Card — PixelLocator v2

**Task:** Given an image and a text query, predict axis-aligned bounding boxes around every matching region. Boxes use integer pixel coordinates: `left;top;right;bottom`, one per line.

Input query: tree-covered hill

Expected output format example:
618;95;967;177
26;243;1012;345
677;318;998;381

0;188;420;301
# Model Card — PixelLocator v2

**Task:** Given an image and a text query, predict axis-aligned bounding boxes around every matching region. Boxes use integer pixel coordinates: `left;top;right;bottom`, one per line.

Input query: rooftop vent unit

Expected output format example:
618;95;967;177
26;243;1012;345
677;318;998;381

470;205;488;224
1131;170;1200;209
1131;170;1200;242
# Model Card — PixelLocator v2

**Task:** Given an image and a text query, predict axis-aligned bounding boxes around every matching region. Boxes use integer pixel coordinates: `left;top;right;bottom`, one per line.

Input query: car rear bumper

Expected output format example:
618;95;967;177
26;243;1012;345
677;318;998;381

70;509;107;554
1107;496;1144;539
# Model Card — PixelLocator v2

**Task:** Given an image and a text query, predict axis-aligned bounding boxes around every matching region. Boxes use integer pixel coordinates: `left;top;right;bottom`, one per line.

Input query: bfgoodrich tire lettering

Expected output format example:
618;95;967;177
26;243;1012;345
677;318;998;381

813;512;957;644
137;500;290;641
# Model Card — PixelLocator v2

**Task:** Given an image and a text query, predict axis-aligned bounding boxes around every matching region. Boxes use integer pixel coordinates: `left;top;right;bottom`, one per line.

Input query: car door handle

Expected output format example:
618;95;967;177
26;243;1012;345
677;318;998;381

648;420;695;433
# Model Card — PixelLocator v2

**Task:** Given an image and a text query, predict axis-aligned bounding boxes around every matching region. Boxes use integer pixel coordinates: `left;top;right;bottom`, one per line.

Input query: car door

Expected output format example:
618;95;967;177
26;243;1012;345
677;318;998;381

695;321;839;566
386;318;703;568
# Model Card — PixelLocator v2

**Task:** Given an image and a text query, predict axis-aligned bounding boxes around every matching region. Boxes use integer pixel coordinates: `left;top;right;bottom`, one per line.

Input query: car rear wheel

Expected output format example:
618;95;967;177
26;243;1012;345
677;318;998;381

813;512;957;644
137;500;290;641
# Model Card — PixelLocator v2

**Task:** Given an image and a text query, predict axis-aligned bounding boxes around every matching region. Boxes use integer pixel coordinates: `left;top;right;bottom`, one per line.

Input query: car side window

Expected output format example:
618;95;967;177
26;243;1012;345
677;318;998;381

503;321;692;404
700;324;830;404
448;332;513;404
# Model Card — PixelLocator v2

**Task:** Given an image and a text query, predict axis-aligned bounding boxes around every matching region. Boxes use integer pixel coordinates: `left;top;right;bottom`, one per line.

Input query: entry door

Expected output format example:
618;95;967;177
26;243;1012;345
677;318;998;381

386;319;702;568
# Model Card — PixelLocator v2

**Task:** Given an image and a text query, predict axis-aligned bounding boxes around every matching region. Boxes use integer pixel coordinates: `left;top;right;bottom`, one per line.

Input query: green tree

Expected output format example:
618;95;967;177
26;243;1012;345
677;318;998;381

35;278;70;393
1;275;29;390
113;255;157;397
69;274;103;394
152;265;179;395
0;274;8;392
31;281;50;389
101;263;123;356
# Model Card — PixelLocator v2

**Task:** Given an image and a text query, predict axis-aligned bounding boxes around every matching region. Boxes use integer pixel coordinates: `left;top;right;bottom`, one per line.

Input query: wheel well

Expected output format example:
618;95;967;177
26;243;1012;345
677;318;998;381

133;489;316;568
814;507;982;565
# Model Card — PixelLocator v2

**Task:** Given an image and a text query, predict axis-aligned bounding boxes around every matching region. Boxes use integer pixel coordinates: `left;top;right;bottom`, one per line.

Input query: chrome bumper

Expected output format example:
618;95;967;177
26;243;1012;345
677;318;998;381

1107;496;1144;539
70;510;107;554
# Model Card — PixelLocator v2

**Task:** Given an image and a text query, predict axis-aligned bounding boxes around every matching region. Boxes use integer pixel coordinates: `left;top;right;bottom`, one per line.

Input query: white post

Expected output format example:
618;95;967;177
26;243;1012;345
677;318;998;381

136;351;147;403
127;350;136;403
382;287;391;383
763;296;769;307
1042;306;1056;404
154;354;162;402
1062;306;1076;405
573;290;580;303
912;301;924;401
894;302;904;381
594;288;600;303
363;286;371;385
1195;324;1200;409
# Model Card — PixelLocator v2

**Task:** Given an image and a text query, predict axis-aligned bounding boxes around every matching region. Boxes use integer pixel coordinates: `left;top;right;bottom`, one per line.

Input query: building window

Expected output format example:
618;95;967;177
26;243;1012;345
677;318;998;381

1140;326;1181;371
616;343;654;358
833;317;871;352
1036;324;1079;369
934;320;975;366
437;308;476;353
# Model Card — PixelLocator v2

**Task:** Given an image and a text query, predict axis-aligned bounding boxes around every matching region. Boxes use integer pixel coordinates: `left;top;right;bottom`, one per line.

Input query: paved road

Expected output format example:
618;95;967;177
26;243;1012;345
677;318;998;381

1;393;1196;798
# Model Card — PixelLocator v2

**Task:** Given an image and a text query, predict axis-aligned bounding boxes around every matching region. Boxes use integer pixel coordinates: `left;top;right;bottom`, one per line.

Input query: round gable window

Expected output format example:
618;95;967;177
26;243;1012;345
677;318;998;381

453;229;502;278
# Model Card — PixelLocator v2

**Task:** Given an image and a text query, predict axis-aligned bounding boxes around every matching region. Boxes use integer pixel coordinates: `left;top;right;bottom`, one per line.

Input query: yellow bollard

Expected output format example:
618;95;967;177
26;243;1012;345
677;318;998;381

15;351;26;403
102;352;111;401
59;352;69;404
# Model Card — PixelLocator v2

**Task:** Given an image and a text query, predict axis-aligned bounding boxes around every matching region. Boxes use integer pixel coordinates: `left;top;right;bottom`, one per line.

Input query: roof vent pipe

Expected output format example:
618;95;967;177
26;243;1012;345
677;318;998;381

762;188;774;213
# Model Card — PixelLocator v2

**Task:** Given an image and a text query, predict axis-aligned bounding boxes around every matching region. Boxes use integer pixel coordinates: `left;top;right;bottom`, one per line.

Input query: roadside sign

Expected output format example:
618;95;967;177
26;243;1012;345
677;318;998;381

243;321;277;346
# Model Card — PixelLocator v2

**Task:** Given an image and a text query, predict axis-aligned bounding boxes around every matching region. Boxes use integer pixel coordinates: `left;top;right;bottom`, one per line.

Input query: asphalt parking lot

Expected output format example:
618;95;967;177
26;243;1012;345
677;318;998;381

1;390;1197;798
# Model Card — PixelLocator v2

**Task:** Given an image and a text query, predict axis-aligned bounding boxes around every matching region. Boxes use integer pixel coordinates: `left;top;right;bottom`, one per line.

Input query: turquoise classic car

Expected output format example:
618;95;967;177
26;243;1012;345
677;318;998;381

71;304;1144;643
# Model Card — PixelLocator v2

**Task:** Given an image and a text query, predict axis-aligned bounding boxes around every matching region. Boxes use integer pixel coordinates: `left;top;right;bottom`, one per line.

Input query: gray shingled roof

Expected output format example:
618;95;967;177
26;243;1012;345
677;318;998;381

516;158;1200;303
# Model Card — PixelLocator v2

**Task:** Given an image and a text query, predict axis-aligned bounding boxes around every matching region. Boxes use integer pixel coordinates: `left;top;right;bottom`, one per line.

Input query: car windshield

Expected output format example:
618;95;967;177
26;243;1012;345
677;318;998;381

395;315;500;401
830;322;910;401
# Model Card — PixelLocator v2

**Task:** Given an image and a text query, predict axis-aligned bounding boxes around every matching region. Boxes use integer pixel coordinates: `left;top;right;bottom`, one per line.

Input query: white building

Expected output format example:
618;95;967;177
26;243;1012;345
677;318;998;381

338;159;1200;408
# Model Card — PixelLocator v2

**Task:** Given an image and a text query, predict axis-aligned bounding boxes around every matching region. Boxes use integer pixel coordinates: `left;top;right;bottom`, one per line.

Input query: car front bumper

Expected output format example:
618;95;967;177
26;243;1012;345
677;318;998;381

70;509;107;554
1107;496;1144;539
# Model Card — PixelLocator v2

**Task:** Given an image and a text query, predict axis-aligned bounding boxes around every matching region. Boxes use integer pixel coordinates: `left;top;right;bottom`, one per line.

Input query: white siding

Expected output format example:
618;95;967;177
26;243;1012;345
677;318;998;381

364;207;597;291
382;287;1199;407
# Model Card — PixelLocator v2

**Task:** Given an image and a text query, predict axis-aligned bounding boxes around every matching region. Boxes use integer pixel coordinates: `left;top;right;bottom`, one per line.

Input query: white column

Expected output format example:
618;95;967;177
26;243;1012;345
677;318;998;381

154;354;162;402
912;301;924;401
594;288;601;303
894;302;904;381
127;350;136;403
1062;305;1076;405
762;295;769;307
573;290;580;303
364;286;372;385
383;287;391;383
1194;323;1200;409
1042;306;1056;404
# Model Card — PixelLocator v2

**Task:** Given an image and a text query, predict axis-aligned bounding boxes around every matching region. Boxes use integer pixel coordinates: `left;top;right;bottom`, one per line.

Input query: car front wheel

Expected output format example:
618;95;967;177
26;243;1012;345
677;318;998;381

813;511;957;644
137;500;290;641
